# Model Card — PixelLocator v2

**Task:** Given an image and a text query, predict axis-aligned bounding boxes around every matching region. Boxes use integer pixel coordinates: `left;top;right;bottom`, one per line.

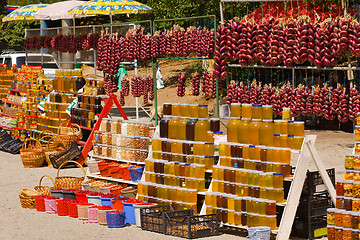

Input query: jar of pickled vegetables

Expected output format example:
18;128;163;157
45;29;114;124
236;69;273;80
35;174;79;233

335;209;343;226
354;182;360;198
343;227;352;239
351;211;360;229
334;226;342;240
327;225;335;240
356;125;360;141
336;196;344;209
337;181;344;196
252;104;262;119
248;119;261;145
355;155;360;170
344;180;354;197
353;198;360;212
259;120;274;146
345;154;355;170
345;170;354;180
352;229;359;240
238;118;251;144
230;103;241;118
327;208;336;225
227;117;241;143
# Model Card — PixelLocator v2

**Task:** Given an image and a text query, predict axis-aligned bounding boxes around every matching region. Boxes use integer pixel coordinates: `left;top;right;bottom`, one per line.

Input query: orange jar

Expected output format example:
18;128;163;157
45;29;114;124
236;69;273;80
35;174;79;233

293;121;305;136
248;119;261;145
242;104;252;119
230;103;241;118
195;118;210;142
259;119;274;146
262;105;273;120
238;118;251;144
227;117;241;143
252;104;262;120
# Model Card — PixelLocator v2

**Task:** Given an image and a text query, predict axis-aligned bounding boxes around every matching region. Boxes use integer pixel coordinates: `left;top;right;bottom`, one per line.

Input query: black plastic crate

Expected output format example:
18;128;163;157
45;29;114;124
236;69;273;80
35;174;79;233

140;205;173;234
297;193;333;218
291;216;327;239
164;209;219;239
290;168;336;195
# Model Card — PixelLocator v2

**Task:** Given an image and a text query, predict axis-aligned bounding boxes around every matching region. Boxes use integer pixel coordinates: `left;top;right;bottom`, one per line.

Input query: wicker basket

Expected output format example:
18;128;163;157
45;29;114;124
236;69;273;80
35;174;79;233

20;138;45;168
54;160;86;189
54;123;82;149
19;188;40;209
44;136;66;168
34;175;55;196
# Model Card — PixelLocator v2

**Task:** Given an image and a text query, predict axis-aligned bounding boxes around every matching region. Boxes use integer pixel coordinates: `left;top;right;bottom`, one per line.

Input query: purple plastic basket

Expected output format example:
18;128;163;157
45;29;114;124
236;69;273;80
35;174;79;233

128;166;144;182
106;211;125;228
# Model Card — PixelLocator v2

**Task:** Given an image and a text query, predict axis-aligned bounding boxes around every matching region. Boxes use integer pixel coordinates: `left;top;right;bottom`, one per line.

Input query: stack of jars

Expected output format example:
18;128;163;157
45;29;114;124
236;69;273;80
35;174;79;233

204;193;277;229
160;103;221;142
143;158;206;191
327;208;360;240
227;103;305;150
137;181;197;212
218;142;291;177
92;120;151;163
151;138;215;169
70;95;102;129
83;78;105;96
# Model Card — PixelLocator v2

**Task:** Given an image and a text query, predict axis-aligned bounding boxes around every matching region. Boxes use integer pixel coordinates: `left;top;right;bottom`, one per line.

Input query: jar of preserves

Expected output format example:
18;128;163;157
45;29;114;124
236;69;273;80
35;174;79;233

252;104;262;119
345;154;355;170
344;197;353;211
327;225;335;240
345;170;354;180
355;155;360;170
352;229;360;240
356;125;360;141
336;196;344;209
337;181;344;196
353;198;360;212
335;226;342;240
198;105;208;118
343;227;352;239
242;104;252;119
262;105;273;120
352;212;360;229
344;180;354;197
354;182;360;198
163;103;172;115
195;118;210;142
334;209;343;226
343;211;352;228
327;208;336;225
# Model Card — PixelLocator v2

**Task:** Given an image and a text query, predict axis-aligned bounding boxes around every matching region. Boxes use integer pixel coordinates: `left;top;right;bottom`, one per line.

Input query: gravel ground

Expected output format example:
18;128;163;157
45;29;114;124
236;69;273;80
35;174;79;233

0;130;352;240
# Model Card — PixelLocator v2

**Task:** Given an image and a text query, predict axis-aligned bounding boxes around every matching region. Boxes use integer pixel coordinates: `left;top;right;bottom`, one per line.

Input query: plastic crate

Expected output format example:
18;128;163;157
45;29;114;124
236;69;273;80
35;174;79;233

164;209;219;239
297;168;335;195
297;193;334;218
140;205;173;234
291;216;327;239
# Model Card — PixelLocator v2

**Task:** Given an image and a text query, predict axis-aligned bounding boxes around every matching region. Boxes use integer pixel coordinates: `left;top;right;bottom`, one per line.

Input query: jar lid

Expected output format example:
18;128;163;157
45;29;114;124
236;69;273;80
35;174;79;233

163;102;172;105
249;145;255;148
294;121;304;124
198;104;208;107
263;119;272;122
274;134;280;136
252;119;262;121
172;103;180;105
162;115;171;118
352;229;360;232
189;117;198;120
241;103;252;106
274;119;285;122
334;226;343;229
263;105;272;108
205;142;214;145
180;103;189;106
230;117;241;120
287;120;294;123
273;173;283;176
327;208;337;212
288;135;294;137
214;131;223;134
198;118;208;120
252;104;262;107
231;103;241;105
205;156;214;158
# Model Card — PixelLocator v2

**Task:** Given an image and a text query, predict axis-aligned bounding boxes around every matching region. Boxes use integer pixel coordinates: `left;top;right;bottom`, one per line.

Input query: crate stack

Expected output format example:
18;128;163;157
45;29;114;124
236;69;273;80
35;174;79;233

290;168;335;239
326;117;360;240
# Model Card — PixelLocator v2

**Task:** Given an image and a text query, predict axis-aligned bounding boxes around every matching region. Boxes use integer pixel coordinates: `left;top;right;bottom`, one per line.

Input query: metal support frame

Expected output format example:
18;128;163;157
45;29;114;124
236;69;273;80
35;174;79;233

152;15;218;126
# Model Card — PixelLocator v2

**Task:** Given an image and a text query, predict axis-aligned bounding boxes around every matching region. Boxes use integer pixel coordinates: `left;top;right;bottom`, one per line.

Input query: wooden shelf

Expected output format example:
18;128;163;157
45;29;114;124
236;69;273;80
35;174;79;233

87;173;139;185
1;113;16;118
92;154;145;165
5;101;22;106
10;89;27;94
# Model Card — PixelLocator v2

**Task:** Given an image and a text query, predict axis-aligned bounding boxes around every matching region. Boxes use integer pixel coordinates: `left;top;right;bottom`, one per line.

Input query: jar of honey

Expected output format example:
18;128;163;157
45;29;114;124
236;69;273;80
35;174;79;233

195;118;210;142
282;107;291;120
230;103;241;118
242;104;252;119
252;104;262;119
293;121;305;136
248;119;261;145
227;117;241;143
238;118;251;144
198;105;208;118
259;119;274;146
189;104;198;118
262;105;273;120
172;104;180;116
177;117;189;140
273;120;282;134
180;104;190;117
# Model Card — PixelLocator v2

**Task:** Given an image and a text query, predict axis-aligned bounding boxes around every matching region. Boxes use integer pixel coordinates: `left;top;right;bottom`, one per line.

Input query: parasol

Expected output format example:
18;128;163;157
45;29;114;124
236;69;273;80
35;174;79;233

2;4;48;22
33;1;89;20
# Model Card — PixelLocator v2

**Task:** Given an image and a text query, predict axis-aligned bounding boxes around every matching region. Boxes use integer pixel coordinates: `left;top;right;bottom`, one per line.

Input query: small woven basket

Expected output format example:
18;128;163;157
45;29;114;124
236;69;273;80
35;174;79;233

34;175;55;196
19;188;40;209
20;138;45;168
54;160;86;189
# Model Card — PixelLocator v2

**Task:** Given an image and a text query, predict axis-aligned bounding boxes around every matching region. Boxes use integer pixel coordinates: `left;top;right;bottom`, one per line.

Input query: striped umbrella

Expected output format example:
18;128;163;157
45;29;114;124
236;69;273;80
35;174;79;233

2;4;48;22
67;0;152;15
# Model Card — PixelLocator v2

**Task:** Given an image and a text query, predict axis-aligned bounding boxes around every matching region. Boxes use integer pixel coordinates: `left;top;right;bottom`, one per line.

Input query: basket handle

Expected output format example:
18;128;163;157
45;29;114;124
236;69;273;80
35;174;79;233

38;130;53;141
57;122;76;135
56;160;86;178
46;136;65;151
40;132;54;146
38;174;55;187
21;138;42;151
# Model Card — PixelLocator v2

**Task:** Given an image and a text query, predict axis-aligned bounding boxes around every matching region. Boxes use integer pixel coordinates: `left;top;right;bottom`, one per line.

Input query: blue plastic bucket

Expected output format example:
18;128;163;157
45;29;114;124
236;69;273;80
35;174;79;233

100;197;113;207
106;211;125;228
122;201;138;225
248;226;271;240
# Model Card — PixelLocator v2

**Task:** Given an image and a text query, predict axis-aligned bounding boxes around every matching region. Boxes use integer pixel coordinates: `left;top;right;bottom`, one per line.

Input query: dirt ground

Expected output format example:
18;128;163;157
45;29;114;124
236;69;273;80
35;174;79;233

0;129;351;240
